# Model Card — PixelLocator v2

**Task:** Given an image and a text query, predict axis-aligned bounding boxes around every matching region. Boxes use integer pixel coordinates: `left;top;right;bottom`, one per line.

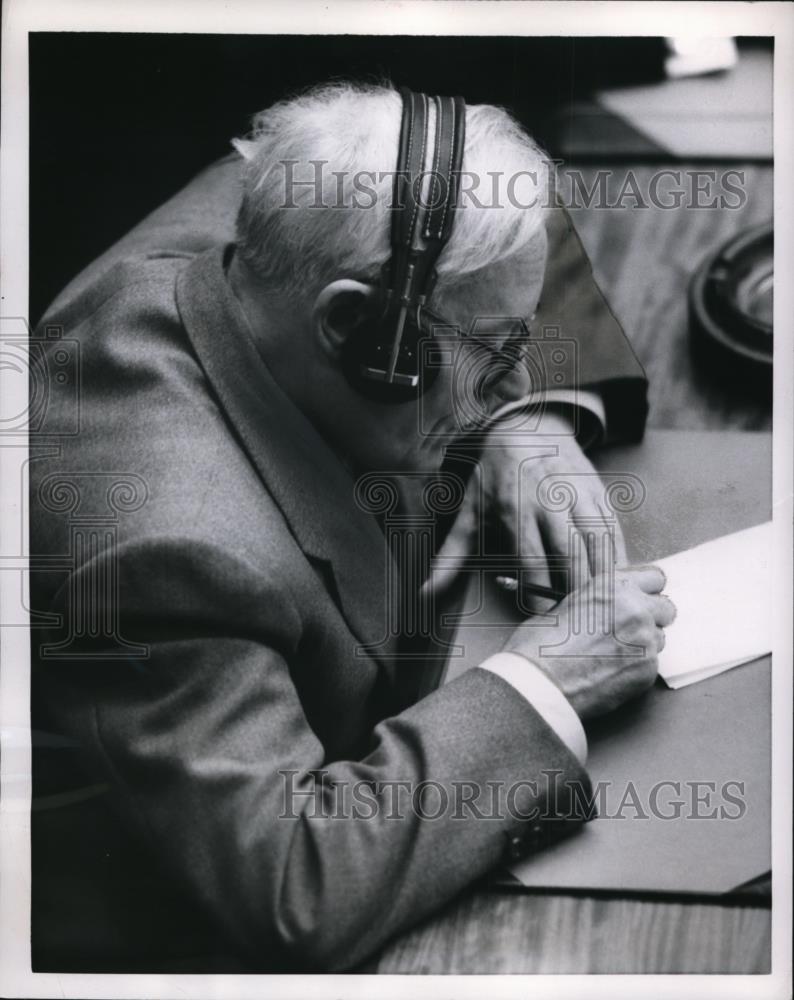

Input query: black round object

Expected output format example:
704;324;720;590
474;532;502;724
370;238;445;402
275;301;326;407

689;222;774;375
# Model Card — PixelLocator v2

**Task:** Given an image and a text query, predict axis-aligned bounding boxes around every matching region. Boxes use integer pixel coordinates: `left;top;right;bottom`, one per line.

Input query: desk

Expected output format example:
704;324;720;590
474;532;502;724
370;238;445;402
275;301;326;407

367;161;773;974
564;163;773;433
369;892;771;973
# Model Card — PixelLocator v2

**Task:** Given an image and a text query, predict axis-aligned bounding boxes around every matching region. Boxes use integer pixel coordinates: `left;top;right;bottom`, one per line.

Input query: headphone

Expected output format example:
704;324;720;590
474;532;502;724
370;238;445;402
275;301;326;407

341;86;466;404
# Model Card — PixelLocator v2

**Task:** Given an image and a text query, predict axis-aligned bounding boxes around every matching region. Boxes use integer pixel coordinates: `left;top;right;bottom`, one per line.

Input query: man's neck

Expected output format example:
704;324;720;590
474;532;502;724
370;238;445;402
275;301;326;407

225;248;360;478
227;251;288;355
226;250;316;402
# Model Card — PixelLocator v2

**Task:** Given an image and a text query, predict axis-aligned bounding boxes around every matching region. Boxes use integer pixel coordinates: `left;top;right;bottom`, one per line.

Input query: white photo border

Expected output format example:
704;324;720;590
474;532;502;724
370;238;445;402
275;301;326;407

1;2;792;998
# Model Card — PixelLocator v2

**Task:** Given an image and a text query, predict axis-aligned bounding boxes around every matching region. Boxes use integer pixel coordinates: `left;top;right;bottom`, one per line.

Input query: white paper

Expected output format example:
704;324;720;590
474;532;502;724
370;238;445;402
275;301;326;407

656;522;773;688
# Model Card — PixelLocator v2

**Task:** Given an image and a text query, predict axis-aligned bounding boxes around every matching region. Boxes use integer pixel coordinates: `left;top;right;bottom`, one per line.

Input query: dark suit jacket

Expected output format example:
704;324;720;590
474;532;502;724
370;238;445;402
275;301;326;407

30;156;646;973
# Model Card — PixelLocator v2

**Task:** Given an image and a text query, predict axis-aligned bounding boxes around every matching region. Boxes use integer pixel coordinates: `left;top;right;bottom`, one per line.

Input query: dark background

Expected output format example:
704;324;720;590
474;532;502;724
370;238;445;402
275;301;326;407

29;32;672;324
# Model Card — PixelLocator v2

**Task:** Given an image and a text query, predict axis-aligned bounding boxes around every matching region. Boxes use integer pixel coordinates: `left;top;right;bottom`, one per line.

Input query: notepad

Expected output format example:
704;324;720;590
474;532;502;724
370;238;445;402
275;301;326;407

656;521;773;689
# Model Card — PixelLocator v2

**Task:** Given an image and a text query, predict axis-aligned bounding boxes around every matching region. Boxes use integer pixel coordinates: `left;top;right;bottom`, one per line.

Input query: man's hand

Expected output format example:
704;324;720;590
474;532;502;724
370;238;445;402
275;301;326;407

503;562;676;720
427;407;626;601
482;408;627;596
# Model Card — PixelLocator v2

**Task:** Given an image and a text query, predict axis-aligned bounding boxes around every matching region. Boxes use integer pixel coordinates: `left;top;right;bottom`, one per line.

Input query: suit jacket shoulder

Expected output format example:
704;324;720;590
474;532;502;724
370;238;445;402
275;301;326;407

30;198;594;976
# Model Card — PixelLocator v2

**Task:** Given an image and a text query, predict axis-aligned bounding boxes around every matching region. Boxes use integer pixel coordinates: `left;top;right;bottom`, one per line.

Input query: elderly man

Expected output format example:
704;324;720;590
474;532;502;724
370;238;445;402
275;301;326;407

30;82;673;972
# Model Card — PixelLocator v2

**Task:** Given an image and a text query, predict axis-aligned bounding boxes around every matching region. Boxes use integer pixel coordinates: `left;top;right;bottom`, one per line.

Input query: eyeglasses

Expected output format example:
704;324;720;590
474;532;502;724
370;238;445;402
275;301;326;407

413;303;539;404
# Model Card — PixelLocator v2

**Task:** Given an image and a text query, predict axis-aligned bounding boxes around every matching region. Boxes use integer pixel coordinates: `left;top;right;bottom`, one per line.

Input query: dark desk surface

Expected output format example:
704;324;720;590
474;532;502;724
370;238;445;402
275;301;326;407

565;163;773;434
368;161;773;974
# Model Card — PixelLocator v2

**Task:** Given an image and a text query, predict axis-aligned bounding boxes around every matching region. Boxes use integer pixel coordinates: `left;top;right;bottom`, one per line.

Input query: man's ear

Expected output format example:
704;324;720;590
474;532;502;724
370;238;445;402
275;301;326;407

313;280;379;358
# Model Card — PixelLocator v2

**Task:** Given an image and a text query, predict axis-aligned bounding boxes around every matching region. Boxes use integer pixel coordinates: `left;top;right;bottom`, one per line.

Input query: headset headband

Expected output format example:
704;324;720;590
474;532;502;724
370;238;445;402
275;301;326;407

348;86;465;397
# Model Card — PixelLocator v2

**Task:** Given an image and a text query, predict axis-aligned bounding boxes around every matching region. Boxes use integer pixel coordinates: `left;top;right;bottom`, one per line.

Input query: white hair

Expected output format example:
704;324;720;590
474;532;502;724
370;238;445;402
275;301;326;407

231;81;550;311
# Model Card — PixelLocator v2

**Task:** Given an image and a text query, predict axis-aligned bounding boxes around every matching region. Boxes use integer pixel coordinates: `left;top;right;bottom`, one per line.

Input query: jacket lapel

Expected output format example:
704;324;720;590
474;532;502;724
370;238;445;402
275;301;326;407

175;246;398;664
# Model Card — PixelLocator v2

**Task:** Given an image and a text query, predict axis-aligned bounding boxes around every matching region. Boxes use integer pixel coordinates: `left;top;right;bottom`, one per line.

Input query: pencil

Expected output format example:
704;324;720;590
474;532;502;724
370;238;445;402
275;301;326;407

494;574;568;603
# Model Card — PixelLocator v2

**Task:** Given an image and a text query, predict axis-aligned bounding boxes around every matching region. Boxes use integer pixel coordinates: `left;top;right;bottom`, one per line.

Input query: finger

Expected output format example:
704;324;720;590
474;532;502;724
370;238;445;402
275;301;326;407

423;488;478;596
535;507;573;594
610;512;629;568
620;564;666;594
516;516;555;613
567;526;592;596
569;497;600;578
649;593;677;627
571;493;618;578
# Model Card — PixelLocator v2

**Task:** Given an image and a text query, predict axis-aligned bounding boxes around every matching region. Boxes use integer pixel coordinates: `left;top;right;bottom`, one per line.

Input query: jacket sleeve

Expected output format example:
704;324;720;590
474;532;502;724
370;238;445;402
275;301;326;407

35;536;592;972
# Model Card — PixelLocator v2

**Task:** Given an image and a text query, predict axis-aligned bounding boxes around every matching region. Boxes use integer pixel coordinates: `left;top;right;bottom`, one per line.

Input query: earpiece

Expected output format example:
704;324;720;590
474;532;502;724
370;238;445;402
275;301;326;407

341;87;466;403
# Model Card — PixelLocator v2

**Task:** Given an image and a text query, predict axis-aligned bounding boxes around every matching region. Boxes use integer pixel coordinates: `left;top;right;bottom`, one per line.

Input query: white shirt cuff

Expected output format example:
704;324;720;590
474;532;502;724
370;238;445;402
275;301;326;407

490;389;607;449
479;651;588;765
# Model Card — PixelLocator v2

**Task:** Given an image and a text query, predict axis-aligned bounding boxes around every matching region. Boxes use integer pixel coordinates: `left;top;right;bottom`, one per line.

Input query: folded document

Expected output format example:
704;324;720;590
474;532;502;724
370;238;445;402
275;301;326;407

657;521;773;689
